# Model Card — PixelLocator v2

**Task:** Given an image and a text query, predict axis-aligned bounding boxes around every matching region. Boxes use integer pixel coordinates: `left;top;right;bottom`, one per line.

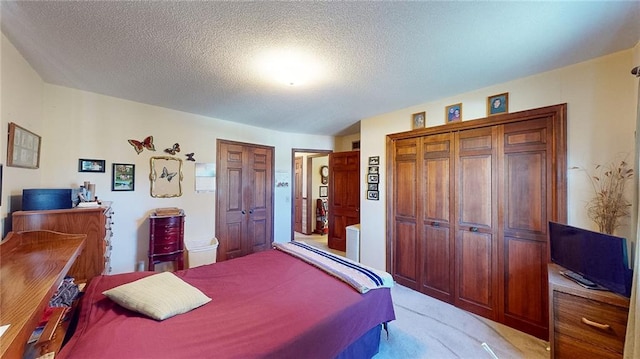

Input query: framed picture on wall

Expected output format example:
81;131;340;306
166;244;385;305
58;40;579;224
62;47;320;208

412;111;425;129
7;122;41;169
78;159;106;173
367;190;379;200
368;156;380;166
150;156;183;198
367;173;379;183
319;186;328;197
112;163;135;191
445;103;462;123
487;92;509;116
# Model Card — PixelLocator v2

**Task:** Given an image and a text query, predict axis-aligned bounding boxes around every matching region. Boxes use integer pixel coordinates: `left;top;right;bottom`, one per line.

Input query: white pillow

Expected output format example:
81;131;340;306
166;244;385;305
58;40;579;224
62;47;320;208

103;272;211;320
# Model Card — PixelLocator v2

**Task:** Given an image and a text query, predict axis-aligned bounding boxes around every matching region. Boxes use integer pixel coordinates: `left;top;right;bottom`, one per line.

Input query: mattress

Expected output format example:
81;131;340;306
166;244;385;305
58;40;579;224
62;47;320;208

58;248;395;359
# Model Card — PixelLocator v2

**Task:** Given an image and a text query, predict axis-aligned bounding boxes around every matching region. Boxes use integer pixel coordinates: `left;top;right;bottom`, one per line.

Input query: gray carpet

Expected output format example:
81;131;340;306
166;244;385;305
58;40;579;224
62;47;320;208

375;284;550;359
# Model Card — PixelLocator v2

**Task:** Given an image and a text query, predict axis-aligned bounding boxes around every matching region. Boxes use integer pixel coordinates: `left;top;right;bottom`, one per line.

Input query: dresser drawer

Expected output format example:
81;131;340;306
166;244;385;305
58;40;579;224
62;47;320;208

555;332;622;359
153;242;182;255
554;291;627;354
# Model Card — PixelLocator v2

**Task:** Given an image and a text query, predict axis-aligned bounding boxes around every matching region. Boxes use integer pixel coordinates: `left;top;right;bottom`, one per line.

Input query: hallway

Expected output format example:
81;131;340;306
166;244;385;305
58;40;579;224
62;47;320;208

293;232;345;257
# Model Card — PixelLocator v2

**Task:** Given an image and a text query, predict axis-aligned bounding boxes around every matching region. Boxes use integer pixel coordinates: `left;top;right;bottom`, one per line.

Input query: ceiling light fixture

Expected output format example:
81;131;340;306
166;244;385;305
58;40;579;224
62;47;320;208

256;49;324;87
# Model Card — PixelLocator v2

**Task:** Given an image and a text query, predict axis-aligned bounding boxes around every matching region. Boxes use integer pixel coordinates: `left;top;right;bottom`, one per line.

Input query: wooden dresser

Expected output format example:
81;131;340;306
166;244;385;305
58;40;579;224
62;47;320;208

549;263;630;358
148;209;185;271
0;230;86;359
12;203;114;283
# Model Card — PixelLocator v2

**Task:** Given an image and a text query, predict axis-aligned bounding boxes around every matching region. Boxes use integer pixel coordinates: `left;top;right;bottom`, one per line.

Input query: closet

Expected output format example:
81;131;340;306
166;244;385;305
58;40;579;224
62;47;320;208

386;104;567;340
216;139;274;261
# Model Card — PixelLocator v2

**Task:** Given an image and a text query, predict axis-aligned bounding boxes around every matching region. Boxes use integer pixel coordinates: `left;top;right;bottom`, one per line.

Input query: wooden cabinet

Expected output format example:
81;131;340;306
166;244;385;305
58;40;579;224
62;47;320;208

387;104;567;340
0;230;85;359
549;264;629;358
148;210;185;271
12;203;114;283
217;140;274;261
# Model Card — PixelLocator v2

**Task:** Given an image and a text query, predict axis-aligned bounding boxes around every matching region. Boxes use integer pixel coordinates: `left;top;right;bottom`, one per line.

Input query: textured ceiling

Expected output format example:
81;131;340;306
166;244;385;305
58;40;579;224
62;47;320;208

2;1;639;136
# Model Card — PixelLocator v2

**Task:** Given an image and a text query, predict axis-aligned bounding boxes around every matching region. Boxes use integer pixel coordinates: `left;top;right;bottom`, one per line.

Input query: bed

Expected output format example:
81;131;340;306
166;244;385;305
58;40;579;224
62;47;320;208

58;242;395;359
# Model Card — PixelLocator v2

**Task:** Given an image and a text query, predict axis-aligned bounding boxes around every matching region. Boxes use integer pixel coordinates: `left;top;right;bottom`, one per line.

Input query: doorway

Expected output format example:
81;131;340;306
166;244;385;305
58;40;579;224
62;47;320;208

291;148;341;254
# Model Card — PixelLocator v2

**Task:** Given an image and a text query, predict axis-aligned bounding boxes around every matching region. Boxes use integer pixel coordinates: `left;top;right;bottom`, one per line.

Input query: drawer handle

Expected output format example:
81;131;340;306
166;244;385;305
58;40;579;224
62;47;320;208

470;227;478;232
431;222;440;227
581;317;610;330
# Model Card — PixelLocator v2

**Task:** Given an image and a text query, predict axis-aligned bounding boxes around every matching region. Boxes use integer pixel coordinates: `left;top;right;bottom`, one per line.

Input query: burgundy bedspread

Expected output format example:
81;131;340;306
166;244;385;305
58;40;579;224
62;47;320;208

58;249;395;359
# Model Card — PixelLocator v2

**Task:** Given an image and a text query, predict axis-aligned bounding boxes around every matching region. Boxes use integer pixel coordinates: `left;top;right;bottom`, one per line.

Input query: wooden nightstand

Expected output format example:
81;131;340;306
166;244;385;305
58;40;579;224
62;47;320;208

148;209;185;271
548;263;630;358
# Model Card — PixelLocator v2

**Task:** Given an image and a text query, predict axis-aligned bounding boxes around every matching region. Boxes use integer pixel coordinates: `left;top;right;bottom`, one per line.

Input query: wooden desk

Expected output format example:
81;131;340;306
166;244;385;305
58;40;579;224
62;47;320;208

548;263;630;359
0;230;86;359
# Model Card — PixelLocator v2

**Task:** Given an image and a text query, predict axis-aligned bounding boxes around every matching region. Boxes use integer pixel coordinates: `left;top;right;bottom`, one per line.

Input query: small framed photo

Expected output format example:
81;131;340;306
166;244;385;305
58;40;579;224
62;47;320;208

368;183;378;191
368;156;380;166
112;163;135;191
78;158;106;173
319;185;328;197
367;173;379;184
446;103;462;123
367;190;379;200
487;92;509;116
368;166;379;174
412;111;425;130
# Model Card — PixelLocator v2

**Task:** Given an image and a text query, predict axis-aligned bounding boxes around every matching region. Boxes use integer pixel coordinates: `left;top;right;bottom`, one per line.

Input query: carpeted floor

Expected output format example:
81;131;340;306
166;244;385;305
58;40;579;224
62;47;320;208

375;284;550;359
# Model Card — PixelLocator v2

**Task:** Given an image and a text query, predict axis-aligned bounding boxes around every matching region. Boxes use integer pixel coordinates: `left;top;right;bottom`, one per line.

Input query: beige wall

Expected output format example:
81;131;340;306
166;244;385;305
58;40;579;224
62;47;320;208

360;49;639;270
2;34;335;273
1;35;44;235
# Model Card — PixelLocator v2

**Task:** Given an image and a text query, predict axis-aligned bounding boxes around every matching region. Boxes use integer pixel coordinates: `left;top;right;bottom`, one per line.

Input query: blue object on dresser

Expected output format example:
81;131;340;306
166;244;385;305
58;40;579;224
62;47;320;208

22;188;73;211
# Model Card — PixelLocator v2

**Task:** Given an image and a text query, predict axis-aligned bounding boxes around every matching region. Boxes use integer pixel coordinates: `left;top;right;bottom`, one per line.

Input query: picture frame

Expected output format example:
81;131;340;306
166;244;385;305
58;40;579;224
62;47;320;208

368;166;379;174
319;185;328;197
7;122;41;169
367;173;379;184
368;156;380;166
368;183;378;191
367;190;379;200
487;92;509;116
445;103;462;123
78;158;106;173
412;111;425;130
112;163;135;191
150;156;183;198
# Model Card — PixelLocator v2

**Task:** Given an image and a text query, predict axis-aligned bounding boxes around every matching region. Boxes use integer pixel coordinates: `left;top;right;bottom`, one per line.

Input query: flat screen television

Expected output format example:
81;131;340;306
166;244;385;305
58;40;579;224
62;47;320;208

549;221;633;298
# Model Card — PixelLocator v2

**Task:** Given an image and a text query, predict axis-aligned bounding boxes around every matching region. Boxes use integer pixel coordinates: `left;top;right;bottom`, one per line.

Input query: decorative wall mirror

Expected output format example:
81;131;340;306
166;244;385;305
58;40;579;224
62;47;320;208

149;156;183;198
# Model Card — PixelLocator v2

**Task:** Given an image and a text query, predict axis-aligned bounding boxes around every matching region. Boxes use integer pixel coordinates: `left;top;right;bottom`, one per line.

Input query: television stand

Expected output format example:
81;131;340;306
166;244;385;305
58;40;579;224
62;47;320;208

560;270;607;290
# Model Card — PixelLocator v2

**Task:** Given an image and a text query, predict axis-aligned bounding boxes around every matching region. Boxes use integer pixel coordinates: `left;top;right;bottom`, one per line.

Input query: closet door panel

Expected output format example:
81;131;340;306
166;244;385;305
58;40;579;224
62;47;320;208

504;236;546;329
455;128;497;318
420;133;455;302
457;231;493;312
501;118;551;338
392;139;419;288
395;221;418;286
422;225;451;298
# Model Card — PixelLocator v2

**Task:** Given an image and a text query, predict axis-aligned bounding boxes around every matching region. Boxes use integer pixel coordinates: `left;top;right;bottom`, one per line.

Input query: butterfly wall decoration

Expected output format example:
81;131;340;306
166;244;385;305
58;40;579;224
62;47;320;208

164;143;180;155
185;153;196;161
160;166;178;182
128;136;155;154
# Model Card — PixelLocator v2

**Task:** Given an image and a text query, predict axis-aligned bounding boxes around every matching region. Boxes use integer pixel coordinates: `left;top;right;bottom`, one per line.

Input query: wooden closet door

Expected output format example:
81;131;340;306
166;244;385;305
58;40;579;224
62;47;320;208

455;126;499;319
500;118;552;338
420;133;455;303
217;140;274;261
391;138;419;289
245;146;273;255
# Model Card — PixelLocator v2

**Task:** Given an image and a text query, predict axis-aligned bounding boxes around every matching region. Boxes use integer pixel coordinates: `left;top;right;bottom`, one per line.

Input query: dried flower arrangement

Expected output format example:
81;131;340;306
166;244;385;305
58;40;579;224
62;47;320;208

579;159;634;235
